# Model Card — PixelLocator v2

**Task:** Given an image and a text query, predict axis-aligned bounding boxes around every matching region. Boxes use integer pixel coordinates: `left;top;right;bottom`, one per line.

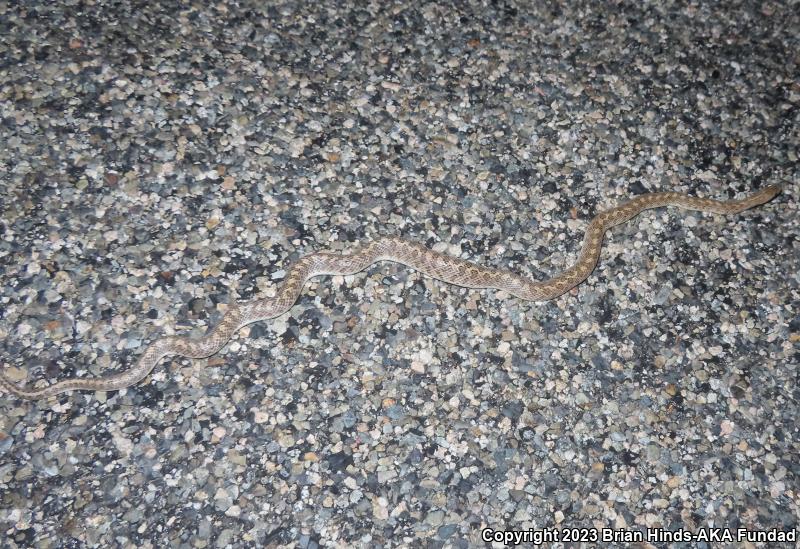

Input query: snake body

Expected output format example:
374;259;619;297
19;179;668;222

0;185;781;400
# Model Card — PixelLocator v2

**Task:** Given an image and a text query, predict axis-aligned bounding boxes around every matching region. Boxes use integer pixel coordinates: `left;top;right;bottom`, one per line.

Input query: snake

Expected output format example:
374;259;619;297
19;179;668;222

0;185;781;400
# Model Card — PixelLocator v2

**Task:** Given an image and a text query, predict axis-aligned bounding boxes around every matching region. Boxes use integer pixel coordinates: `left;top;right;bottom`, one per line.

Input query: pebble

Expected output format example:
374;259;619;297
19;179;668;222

0;1;795;547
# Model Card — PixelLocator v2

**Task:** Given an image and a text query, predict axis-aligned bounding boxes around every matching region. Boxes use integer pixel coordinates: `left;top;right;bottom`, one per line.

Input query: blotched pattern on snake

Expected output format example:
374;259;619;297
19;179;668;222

0;185;781;400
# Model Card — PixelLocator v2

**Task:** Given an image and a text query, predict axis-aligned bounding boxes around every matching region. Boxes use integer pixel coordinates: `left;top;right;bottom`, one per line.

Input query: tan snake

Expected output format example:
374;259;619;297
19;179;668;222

0;185;781;400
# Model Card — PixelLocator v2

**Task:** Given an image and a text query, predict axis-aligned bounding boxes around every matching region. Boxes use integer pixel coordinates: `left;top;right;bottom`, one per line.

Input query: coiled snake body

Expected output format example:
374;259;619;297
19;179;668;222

0;185;781;400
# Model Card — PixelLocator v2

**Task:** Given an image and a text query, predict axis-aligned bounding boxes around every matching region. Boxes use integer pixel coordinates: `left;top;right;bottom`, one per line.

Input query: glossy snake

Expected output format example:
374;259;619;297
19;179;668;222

0;185;781;400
